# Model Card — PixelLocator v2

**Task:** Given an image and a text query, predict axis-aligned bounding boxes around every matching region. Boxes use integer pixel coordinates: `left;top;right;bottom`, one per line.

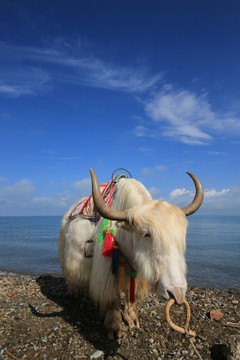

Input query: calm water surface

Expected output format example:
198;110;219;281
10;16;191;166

0;215;239;290
0;216;62;275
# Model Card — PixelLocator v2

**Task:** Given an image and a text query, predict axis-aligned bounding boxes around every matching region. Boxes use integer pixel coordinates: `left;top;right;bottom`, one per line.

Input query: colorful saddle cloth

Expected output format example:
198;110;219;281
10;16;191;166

68;173;128;222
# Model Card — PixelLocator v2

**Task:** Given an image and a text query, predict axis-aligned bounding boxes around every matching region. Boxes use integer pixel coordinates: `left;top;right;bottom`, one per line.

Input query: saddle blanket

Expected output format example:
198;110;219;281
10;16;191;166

67;173;128;222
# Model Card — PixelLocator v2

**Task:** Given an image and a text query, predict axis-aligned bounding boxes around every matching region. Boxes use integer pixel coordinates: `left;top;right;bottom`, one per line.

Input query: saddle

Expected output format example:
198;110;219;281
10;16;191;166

68;173;128;222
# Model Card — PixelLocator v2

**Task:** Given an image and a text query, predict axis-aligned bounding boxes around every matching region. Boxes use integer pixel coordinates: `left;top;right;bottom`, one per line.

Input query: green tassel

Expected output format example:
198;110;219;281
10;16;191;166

98;219;110;247
128;268;137;278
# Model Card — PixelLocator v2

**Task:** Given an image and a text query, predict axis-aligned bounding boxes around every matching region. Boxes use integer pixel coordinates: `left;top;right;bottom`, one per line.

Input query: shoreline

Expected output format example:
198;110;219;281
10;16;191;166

1;272;240;360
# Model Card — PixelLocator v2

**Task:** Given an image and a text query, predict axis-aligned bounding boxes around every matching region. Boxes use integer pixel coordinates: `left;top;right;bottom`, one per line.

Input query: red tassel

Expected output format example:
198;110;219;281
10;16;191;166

102;231;114;257
130;276;135;303
129;268;137;304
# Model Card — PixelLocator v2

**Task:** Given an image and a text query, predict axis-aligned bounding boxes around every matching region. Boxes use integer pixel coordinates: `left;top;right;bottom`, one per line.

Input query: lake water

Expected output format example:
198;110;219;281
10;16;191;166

0;215;239;290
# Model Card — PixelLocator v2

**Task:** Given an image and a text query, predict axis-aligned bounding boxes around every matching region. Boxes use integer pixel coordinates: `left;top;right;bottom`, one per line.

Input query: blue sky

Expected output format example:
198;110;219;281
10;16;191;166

0;0;240;216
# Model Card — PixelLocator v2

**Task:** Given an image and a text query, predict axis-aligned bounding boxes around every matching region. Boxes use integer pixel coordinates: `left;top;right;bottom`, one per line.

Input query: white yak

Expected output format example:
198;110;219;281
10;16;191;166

59;168;204;339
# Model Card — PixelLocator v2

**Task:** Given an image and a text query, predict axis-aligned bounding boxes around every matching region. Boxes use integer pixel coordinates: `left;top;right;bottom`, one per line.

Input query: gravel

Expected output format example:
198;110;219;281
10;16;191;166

0;273;239;360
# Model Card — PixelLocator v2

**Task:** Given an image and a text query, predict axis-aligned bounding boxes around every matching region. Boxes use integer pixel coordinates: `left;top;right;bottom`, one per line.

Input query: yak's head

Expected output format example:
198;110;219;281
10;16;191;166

90;168;204;305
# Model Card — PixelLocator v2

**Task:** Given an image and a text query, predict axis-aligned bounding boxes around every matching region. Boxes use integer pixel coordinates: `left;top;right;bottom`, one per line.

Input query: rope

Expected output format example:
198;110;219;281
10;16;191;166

166;298;203;360
102;263;112;298
184;326;203;360
166;299;196;337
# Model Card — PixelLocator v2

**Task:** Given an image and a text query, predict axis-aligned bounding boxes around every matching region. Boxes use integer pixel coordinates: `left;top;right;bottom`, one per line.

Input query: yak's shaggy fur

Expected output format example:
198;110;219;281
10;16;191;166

59;176;189;338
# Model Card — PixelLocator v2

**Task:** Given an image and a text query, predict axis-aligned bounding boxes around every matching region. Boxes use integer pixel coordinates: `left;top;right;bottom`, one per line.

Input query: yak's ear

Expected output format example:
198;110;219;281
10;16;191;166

116;221;134;233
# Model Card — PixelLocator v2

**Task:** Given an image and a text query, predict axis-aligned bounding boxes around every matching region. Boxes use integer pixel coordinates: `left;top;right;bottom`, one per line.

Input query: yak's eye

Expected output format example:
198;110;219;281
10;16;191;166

143;233;151;238
141;229;151;237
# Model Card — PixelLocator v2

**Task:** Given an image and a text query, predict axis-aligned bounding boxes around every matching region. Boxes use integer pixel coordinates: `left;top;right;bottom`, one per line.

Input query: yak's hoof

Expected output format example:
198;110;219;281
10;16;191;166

126;317;140;329
123;303;140;329
105;309;122;340
108;329;121;340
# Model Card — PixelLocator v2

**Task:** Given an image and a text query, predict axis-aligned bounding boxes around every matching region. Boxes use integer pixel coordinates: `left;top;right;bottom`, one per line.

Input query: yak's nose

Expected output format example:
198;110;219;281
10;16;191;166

168;287;186;305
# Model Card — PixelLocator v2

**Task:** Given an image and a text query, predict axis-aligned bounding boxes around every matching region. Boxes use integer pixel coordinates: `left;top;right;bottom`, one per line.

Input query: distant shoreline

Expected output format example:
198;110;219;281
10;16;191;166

0;269;63;278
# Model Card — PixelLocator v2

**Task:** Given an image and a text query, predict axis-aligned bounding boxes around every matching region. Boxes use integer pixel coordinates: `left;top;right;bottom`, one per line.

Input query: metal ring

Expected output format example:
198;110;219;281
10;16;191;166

166;299;196;337
111;168;132;181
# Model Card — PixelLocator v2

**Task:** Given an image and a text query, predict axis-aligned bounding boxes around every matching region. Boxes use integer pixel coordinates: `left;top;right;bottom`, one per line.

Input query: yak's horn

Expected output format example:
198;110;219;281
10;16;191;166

181;172;204;216
90;168;129;222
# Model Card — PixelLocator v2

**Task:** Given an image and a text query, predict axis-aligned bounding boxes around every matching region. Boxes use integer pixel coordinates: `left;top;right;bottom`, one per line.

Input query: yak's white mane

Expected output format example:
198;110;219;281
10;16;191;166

89;178;188;307
112;178;152;210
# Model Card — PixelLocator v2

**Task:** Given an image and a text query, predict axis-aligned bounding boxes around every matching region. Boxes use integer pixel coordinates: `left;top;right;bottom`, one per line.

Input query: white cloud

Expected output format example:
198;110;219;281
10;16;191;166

32;196;55;205
32;192;72;209
0;179;36;197
145;87;213;145
142;85;240;145
85;60;162;93
202;186;240;214
72;177;91;193
170;186;230;201
0;179;38;215
170;188;193;198
169;183;240;214
0;67;50;97
204;188;230;198
0;42;162;96
155;165;167;172
0;175;101;215
134;125;152;138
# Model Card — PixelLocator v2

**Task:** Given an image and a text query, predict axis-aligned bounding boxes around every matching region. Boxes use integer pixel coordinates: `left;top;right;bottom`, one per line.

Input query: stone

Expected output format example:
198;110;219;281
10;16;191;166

197;334;207;342
209;309;223;320
189;290;197;296
90;350;104;359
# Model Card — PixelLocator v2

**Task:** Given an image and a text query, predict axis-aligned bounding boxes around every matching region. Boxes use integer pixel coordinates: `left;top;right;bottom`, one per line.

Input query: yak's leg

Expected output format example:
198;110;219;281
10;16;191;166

104;305;122;340
123;276;147;328
123;301;140;328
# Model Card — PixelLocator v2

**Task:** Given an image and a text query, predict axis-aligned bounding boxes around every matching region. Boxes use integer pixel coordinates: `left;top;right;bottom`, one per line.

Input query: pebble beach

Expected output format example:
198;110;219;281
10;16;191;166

0;272;239;360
